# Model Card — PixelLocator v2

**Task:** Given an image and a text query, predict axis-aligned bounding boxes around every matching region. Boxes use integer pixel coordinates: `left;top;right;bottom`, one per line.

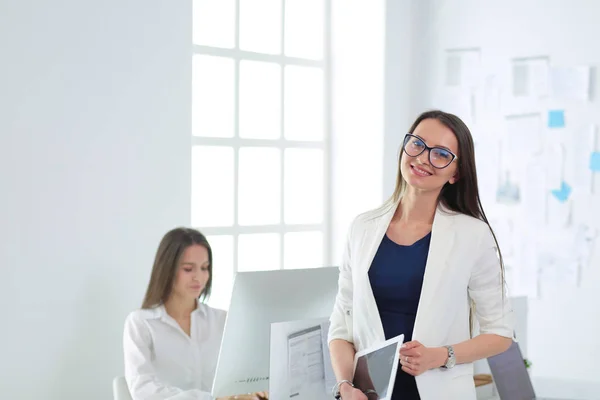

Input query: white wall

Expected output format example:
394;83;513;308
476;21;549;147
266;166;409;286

385;0;600;382
0;1;192;399
331;0;386;262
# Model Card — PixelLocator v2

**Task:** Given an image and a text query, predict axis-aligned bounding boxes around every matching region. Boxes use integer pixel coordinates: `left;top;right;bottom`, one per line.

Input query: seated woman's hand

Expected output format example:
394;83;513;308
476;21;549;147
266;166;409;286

221;391;269;400
340;385;368;400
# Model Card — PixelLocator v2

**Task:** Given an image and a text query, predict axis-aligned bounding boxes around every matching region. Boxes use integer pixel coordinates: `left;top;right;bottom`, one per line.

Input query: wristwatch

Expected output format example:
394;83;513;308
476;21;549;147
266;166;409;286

441;345;456;369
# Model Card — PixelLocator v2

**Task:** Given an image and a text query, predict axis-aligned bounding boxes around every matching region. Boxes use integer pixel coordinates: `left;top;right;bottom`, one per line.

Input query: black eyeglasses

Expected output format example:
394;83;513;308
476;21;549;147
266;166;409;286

402;134;458;169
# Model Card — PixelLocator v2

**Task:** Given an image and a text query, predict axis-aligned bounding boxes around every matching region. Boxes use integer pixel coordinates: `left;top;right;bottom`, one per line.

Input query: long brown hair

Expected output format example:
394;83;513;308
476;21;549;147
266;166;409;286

392;110;505;334
141;227;213;309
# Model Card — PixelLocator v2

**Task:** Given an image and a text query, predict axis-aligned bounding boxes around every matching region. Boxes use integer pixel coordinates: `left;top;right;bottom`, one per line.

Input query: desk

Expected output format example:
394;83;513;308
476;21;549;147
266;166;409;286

477;377;600;400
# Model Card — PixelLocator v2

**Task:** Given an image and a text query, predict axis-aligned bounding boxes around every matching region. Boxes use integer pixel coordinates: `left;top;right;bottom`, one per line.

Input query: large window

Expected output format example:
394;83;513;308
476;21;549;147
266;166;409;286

192;0;331;310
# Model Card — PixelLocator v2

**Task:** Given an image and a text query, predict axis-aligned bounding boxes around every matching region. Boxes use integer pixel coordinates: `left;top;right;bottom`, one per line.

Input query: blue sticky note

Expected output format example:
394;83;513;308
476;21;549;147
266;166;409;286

591;152;600;172
551;181;572;203
548;110;565;128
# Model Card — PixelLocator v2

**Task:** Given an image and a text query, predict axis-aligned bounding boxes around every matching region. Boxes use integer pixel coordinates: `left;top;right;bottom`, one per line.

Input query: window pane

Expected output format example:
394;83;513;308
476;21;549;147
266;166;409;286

193;0;236;48
191;146;234;227
238;147;281;225
238;233;280;271
284;149;324;224
239;0;281;54
284;0;323;60
284;231;323;269
192;55;234;138
284;66;324;141
239;61;281;139
206;235;234;310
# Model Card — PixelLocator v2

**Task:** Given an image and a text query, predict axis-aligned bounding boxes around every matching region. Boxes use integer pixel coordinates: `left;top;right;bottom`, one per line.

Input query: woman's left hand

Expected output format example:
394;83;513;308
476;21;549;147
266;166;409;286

399;341;446;376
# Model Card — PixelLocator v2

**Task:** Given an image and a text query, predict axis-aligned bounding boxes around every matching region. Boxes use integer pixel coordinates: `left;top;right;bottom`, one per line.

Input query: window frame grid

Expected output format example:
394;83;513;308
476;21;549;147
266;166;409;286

192;0;332;275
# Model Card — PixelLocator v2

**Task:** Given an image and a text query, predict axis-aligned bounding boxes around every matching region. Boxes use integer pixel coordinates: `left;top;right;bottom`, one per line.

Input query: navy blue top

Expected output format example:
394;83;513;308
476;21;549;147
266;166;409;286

368;232;431;400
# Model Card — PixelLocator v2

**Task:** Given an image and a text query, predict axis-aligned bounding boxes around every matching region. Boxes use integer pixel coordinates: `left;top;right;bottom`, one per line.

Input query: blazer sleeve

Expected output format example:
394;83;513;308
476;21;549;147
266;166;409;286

123;313;214;400
328;218;356;345
468;226;515;338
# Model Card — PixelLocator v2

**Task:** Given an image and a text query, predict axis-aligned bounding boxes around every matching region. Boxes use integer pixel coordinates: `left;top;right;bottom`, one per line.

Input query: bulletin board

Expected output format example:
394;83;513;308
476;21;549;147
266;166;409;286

436;48;599;299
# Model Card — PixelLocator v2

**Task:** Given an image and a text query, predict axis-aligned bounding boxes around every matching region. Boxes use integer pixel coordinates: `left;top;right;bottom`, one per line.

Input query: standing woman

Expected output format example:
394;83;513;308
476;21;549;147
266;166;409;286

123;227;267;400
328;110;514;400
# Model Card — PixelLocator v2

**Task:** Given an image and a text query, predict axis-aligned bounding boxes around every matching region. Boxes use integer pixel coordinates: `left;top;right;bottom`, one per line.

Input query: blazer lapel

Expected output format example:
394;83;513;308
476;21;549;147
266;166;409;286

357;201;398;345
412;206;455;344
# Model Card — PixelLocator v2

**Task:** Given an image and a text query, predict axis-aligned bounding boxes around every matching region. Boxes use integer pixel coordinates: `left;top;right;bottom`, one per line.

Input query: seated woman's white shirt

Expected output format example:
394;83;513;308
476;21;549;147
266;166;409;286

123;302;226;400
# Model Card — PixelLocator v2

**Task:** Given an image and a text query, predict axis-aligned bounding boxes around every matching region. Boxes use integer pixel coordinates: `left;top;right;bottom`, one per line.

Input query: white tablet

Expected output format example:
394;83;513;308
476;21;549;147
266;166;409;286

352;334;404;400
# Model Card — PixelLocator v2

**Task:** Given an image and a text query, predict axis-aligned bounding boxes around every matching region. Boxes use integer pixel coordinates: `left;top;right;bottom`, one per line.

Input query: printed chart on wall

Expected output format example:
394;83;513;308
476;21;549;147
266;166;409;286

437;50;599;299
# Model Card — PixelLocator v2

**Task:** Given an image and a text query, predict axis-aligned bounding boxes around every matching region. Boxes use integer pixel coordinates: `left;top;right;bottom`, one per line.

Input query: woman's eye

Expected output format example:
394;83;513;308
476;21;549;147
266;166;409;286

434;149;451;159
184;268;193;272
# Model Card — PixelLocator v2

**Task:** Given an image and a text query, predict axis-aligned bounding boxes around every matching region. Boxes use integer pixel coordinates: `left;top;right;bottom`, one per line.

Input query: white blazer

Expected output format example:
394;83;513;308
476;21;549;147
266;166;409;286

328;200;515;400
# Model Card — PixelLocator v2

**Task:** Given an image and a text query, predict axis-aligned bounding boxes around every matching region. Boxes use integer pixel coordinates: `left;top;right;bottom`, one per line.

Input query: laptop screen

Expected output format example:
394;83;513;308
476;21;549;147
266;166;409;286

487;341;536;400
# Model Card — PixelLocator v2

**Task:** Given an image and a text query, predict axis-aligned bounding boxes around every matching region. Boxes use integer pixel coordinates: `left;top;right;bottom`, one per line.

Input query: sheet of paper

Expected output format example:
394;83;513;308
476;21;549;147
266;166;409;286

565;125;595;195
288;325;326;397
550;66;591;101
320;321;336;393
575;224;598;270
546;192;572;228
434;87;474;127
545;143;564;190
445;49;481;88
475;139;500;208
270;318;332;400
521;157;547;226
512;58;550;98
508;232;539;299
496;172;521;205
505;113;543;155
537;230;579;289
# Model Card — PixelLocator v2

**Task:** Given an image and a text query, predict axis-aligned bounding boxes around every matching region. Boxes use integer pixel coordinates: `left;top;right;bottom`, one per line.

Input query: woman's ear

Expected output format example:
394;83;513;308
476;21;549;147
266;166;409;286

449;173;459;184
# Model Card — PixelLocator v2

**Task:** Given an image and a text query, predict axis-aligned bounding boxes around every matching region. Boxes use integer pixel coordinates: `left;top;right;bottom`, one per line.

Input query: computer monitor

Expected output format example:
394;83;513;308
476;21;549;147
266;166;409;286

211;267;340;398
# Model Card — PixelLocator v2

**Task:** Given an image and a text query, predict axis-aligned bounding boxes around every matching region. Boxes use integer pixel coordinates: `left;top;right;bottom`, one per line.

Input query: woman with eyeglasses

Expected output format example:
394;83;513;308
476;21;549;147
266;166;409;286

328;110;514;400
123;228;268;400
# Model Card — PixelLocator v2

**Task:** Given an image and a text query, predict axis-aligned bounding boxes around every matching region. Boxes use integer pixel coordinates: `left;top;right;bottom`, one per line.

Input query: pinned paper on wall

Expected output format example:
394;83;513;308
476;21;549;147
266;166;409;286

591;152;600;171
565;125;595;195
575;224;598;270
547;191;572;228
548;110;565;128
511;236;540;298
511;57;550;98
444;48;481;88
521;157;547;226
496;172;521;205
550;66;591;101
505;113;543;155
537;229;579;289
545;143;564;190
434;88;475;127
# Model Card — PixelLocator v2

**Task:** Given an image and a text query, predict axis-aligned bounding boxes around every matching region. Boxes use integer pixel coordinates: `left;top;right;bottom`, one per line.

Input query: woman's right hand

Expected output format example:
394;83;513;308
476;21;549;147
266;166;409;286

340;385;368;400
218;392;269;400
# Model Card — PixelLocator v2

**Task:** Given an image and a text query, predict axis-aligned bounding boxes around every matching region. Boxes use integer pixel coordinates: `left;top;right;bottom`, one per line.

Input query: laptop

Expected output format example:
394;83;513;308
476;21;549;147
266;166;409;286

487;341;574;400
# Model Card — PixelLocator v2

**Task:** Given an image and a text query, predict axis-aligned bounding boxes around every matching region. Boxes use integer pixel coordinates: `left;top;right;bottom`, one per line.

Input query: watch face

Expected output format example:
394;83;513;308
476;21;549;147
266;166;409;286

447;357;456;368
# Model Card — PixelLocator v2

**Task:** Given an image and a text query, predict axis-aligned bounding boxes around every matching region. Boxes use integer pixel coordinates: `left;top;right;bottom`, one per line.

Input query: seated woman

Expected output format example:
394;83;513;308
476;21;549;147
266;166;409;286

123;227;268;400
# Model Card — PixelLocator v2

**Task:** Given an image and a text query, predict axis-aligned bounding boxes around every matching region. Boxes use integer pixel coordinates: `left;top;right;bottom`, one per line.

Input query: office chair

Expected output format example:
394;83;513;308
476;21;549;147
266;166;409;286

113;376;133;400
